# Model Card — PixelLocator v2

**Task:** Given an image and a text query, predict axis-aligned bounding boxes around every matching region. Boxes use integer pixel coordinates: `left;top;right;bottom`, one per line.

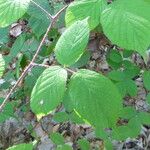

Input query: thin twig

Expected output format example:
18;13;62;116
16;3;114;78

32;63;49;68
30;0;53;19
53;5;68;19
30;21;55;64
65;68;75;74
32;63;75;74
0;5;68;112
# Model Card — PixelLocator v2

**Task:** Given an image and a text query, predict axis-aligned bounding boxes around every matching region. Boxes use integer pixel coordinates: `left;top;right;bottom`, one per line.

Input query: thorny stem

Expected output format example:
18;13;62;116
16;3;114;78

0;5;68;112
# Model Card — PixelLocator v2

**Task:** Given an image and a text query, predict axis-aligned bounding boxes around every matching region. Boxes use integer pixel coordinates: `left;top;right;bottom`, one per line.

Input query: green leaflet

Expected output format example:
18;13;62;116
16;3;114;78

27;0;52;19
78;139;90;150
9;34;27;61
24;66;45;96
30;66;67;118
66;69;122;136
28;16;49;39
27;0;52;39
65;0;106;30
104;139;113;150
108;49;122;63
123;50;134;58
56;144;72;150
143;70;150;90
6;35;39;64
112;111;150;140
106;49;123;70
50;132;65;145
115;79;137;97
0;0;30;27
0;27;9;43
0;54;5;78
101;0;150;56
112;116;141;140
55;19;90;66
112;105;150;141
119;107;137;120
70;50;91;68
138;111;150;125
53;112;69;123
0;98;16;122
27;0;51;35
107;70;125;82
108;70;138;97
146;93;150;104
7;143;33;150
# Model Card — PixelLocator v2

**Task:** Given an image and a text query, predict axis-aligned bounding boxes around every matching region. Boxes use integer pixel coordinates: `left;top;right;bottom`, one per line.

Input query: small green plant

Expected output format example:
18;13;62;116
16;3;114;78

0;0;150;149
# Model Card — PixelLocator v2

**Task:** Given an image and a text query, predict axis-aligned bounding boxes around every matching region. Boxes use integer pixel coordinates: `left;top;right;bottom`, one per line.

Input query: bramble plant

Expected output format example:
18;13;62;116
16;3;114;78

0;0;150;149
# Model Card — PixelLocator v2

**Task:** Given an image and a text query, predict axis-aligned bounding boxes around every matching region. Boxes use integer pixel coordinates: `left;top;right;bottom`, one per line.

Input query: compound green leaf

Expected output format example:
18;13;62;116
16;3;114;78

0;54;5;78
30;66;67;118
65;0;106;30
55;19;89;66
0;0;30;27
101;0;150;56
112;117;141;140
113;111;150;140
67;69;122;133
7;143;33;150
